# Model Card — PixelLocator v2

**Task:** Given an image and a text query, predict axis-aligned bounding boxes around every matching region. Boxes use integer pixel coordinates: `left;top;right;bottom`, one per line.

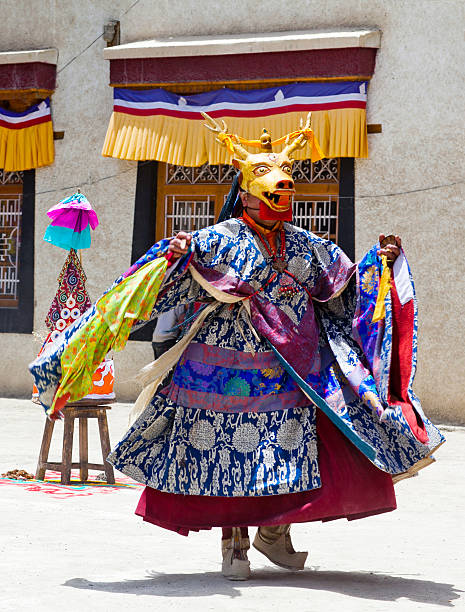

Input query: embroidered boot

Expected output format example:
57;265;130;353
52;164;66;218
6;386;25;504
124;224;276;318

221;527;251;581
253;524;307;570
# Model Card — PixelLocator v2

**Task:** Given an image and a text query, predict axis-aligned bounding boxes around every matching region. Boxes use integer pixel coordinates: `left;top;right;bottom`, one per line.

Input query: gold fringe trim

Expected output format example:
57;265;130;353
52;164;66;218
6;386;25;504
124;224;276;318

0;121;54;171
102;108;368;165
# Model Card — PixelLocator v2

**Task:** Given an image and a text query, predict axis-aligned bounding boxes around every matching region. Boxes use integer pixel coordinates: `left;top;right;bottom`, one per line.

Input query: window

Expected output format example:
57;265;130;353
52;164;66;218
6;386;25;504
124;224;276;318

156;158;349;247
0;170;35;333
132;158;354;261
0;176;22;307
131;158;354;341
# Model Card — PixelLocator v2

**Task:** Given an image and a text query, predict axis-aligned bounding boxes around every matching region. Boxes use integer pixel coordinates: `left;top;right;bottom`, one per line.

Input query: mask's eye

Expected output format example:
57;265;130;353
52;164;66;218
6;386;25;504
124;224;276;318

281;163;292;174
253;165;271;176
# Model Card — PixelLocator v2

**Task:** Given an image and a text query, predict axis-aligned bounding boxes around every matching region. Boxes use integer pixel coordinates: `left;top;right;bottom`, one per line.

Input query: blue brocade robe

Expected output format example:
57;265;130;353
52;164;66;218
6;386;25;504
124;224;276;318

94;219;444;498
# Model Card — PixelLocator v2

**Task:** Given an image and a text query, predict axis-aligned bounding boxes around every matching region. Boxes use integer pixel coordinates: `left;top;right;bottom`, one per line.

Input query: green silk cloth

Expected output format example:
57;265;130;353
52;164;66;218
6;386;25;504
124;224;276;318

51;257;168;413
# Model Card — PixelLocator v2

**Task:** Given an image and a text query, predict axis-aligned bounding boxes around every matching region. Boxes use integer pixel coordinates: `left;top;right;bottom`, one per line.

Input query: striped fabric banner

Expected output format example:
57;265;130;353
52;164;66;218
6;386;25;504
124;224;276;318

103;82;369;165
0;98;54;171
0;99;52;129
112;82;367;119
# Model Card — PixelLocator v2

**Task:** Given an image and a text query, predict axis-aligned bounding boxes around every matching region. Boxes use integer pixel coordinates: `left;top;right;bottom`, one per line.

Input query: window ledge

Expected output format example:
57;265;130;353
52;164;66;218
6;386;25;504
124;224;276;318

0;49;58;66
104;29;381;60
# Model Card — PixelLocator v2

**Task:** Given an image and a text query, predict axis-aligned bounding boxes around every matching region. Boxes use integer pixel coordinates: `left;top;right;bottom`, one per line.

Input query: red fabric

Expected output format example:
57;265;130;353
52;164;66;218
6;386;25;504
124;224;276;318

389;279;428;444
135;412;396;536
0;114;51;130
50;392;69;420
258;201;293;221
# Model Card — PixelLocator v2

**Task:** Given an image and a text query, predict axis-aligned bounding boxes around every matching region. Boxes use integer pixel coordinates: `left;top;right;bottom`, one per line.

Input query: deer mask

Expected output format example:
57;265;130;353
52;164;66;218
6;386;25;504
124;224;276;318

202;113;318;221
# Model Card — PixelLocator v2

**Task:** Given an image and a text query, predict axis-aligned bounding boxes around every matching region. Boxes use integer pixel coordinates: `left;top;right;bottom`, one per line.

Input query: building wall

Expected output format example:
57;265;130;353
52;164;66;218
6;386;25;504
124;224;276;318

1;0;464;423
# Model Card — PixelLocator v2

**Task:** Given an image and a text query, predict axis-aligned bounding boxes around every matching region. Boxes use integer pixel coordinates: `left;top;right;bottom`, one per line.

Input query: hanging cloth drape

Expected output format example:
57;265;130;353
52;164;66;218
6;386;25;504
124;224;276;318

102;82;368;165
0;98;54;171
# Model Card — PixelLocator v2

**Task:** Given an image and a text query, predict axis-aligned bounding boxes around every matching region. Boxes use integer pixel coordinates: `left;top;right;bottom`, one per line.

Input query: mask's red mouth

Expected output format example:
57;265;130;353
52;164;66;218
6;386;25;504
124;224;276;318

258;200;293;221
262;189;294;211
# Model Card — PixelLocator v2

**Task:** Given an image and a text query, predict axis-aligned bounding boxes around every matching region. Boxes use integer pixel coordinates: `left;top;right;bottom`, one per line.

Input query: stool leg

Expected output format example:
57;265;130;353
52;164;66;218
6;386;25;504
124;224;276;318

61;412;74;485
35;418;55;480
98;411;115;484
79;417;88;482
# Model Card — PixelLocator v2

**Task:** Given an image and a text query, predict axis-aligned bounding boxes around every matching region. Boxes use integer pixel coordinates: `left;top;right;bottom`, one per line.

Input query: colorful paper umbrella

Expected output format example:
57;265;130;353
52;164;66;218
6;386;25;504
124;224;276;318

43;192;99;251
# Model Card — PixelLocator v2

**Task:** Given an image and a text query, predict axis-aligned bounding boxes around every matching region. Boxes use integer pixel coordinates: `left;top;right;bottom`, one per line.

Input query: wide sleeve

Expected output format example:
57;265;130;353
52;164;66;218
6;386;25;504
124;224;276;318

311;240;389;421
309;238;357;302
29;239;197;417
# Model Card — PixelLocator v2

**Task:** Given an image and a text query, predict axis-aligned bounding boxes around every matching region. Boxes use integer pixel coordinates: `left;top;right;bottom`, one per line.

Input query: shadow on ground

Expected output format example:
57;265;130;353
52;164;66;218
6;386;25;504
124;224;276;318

65;568;463;606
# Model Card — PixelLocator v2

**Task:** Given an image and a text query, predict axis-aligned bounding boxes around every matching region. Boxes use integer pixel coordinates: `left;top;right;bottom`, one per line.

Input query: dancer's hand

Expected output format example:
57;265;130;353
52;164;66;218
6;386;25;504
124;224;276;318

168;231;192;258
378;234;402;264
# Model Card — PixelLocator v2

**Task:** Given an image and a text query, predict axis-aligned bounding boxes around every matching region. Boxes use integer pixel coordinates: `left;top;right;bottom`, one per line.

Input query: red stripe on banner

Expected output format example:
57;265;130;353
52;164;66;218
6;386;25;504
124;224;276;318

113;99;366;119
0;114;51;130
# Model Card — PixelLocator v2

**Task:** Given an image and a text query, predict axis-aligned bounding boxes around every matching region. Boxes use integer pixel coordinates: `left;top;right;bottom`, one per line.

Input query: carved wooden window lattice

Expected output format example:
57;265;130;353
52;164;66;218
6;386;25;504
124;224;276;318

164;195;216;237
292;158;339;184
293;197;339;241
0;170;23;186
0;170;24;308
165;159;339;185
166;164;237;185
157;160;340;242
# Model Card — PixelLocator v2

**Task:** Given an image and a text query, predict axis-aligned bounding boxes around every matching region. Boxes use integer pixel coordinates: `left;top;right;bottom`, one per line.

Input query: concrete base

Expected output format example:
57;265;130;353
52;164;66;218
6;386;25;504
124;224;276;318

1;399;464;611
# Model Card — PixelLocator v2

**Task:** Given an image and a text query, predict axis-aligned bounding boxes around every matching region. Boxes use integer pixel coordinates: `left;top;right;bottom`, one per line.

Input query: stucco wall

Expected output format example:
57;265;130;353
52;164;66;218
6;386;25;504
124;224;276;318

1;0;463;423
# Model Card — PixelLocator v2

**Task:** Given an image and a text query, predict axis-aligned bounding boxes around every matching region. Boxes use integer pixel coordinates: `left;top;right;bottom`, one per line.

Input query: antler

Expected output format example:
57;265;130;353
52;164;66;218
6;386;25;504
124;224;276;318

201;112;228;136
201;111;249;160
281;112;313;159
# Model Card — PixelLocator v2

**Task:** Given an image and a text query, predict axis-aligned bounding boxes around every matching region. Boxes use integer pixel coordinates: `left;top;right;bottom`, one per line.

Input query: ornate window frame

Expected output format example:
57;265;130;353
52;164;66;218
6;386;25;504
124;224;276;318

0;169;35;333
130;159;354;341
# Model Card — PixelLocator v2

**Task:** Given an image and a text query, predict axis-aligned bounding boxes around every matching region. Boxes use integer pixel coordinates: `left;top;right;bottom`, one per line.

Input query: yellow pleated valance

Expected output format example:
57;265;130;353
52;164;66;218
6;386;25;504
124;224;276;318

103;109;367;165
102;83;368;165
0;99;54;171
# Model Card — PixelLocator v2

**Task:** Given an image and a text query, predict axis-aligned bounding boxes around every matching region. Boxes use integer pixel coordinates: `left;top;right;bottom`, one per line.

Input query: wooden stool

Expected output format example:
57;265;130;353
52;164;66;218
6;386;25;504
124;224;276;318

35;405;115;485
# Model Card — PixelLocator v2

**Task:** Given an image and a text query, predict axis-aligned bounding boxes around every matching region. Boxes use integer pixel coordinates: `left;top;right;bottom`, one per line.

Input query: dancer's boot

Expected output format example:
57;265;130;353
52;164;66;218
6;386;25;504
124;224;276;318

253;524;307;570
221;527;251;581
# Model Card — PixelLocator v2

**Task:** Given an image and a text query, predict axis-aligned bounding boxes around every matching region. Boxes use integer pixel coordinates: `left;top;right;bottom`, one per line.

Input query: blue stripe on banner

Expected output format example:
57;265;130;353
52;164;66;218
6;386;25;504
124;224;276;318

268;342;377;462
0;97;50;118
114;82;367;106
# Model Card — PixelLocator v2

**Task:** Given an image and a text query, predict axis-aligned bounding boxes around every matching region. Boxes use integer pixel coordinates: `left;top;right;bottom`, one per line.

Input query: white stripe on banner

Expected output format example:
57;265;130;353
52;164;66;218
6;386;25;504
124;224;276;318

114;93;367;114
0;101;51;125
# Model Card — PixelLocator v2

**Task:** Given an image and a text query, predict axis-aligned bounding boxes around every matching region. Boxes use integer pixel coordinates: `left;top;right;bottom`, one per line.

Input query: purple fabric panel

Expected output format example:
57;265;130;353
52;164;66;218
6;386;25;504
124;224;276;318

191;262;255;297
192;263;321;381
250;296;319;380
184;343;278;369
311;256;356;302
166;384;308;413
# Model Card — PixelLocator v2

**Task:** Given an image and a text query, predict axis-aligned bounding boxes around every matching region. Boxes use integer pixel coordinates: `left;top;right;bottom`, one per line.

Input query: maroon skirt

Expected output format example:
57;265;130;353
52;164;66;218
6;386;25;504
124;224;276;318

135;411;396;536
